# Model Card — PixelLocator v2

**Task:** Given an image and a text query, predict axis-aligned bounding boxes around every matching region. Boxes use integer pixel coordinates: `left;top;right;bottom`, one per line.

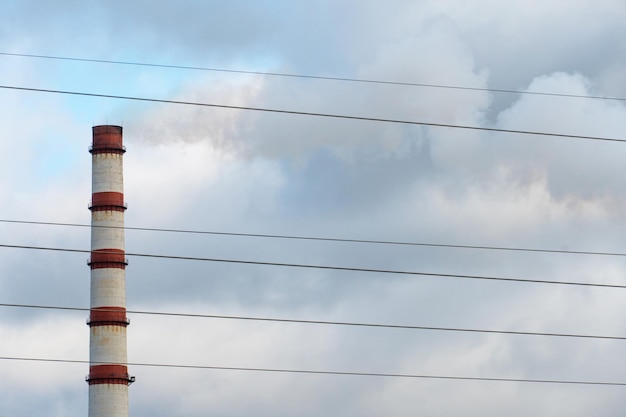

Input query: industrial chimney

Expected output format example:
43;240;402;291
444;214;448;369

87;125;133;417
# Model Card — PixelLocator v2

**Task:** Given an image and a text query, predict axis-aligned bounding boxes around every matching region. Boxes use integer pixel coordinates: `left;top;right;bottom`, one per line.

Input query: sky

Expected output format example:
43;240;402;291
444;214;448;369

1;0;626;416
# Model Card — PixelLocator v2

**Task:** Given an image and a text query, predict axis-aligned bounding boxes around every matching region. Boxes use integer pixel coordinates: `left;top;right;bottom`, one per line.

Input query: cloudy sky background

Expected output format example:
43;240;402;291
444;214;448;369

1;0;626;415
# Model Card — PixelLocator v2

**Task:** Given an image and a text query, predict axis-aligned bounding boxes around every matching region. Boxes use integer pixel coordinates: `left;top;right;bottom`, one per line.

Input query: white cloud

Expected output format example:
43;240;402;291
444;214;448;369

3;1;626;416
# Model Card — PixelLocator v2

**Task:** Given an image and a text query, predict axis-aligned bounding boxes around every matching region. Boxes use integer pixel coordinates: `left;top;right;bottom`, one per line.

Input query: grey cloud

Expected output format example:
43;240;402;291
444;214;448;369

4;1;626;416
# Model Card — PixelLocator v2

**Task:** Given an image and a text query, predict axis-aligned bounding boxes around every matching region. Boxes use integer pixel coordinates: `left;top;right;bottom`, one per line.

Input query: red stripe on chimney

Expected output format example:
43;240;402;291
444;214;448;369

89;249;127;269
89;307;128;327
88;364;133;385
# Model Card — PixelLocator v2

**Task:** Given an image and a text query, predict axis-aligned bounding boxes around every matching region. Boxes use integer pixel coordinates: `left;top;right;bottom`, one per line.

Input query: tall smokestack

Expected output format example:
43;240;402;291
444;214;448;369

87;125;133;417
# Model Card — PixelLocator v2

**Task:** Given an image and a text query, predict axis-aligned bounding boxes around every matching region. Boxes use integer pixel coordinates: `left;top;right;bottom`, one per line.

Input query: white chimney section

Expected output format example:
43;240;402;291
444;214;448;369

87;125;133;417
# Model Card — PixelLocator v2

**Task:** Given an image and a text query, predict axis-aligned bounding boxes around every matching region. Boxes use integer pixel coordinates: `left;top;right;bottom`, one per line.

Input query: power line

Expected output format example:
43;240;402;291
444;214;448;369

3;302;626;342
1;356;625;386
2;218;626;258
0;85;624;144
1;52;624;102
1;243;625;289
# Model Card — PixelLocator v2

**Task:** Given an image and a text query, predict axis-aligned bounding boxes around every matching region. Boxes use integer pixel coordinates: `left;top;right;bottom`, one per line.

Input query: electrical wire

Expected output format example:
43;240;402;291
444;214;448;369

2;302;626;341
2;218;626;258
1;52;624;102
0;85;624;143
1;243;625;289
0;356;624;386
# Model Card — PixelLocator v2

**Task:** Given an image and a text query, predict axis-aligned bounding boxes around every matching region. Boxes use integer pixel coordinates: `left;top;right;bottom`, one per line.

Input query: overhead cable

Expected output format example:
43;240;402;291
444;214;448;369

2;218;626;258
1;52;623;102
1;243;624;289
1;356;625;386
0;85;623;144
2;302;626;341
